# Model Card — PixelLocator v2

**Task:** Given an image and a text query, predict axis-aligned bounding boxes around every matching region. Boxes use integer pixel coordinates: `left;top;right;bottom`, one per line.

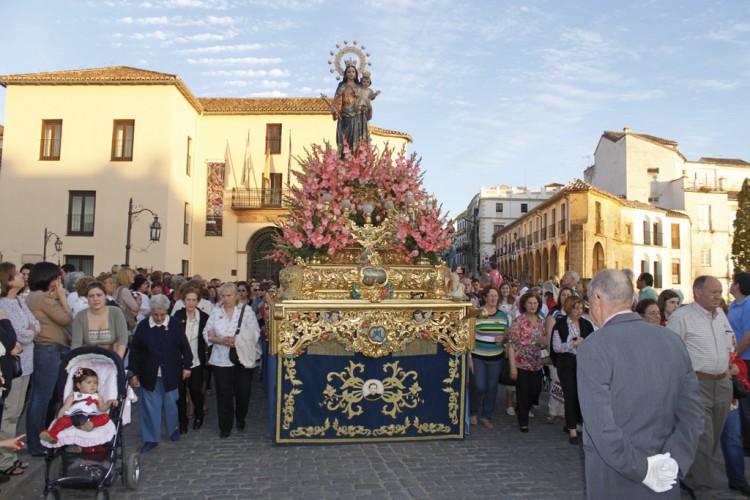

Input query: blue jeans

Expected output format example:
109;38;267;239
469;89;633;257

26;345;70;455
470;357;502;420
721;407;749;488
140;377;179;444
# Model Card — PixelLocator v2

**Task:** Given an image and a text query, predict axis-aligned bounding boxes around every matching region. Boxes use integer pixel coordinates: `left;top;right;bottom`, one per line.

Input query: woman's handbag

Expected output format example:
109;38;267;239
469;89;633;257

11;355;22;378
499;360;516;387
228;305;246;366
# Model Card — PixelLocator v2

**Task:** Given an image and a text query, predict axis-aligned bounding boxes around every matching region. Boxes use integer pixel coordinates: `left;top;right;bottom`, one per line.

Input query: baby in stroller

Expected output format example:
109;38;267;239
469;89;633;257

40;368;118;445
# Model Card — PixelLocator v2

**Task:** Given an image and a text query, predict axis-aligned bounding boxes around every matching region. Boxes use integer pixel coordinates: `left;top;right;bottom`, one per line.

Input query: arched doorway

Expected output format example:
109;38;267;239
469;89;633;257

246;227;284;283
550;245;558;279
593;242;605;274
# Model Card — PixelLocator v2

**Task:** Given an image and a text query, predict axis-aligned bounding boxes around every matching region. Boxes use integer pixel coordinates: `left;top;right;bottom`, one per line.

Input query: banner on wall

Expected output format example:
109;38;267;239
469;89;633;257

206;161;225;236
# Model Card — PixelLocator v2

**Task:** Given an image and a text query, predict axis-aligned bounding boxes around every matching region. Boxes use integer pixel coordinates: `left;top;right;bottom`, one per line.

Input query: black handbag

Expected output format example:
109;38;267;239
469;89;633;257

228;305;246;366
11;356;22;379
733;376;749;399
499;360;516;387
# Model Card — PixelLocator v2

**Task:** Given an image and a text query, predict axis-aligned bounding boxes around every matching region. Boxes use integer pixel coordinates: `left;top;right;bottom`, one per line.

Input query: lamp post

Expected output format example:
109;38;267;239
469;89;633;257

43;227;63;264
125;198;162;267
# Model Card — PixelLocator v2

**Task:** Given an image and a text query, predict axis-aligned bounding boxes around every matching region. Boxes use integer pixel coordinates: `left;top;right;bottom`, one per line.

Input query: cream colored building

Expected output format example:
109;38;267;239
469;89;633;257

585;127;747;293
0;67;410;281
495;180;692;296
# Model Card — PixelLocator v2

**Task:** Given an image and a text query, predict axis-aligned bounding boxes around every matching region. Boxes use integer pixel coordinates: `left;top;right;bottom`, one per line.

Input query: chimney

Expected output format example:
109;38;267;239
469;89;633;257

623;126;631;134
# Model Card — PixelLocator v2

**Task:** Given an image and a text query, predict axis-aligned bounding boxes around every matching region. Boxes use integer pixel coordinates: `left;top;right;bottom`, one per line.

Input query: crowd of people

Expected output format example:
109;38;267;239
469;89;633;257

0;259;276;490
466;264;750;498
1;256;750;498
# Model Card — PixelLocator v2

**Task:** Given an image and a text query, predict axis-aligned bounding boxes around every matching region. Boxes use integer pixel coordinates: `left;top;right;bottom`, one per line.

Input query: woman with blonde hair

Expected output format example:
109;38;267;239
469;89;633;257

114;267;140;332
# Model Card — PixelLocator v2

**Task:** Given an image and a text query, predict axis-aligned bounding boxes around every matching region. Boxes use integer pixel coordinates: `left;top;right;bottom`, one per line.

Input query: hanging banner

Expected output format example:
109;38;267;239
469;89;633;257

206;161;225;236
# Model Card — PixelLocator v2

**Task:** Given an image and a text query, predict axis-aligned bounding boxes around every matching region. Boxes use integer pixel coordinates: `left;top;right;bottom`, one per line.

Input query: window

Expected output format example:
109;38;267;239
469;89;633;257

550;208;556;237
181;260;190;277
494;224;504;235
520;203;528;213
698;205;711;231
560;204;566;235
640;260;647;274
40;119;62;160
111;120;135;161
672;259;681;284
496;203;503;213
701;248;711;266
67;191;96;236
643;220;651;245
183;202;190;245
653;222;662;246
186;136;192;176
653;261;662;288
65;255;94;276
266;124;281;154
595;202;603;234
671;223;680;249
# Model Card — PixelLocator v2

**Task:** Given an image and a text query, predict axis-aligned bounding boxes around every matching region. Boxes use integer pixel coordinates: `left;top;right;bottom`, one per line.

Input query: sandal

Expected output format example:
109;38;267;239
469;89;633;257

14;460;29;470
0;464;25;476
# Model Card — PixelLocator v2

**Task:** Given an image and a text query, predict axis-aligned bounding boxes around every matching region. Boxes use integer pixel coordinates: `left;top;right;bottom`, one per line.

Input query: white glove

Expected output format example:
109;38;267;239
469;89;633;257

642;452;678;493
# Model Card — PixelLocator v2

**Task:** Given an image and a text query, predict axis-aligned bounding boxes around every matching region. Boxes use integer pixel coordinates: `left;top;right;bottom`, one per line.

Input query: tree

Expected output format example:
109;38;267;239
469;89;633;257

732;178;750;272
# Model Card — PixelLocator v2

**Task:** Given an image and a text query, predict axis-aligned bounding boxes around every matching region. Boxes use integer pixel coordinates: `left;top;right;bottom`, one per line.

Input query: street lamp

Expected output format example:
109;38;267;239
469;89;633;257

125;198;161;266
43;227;63;263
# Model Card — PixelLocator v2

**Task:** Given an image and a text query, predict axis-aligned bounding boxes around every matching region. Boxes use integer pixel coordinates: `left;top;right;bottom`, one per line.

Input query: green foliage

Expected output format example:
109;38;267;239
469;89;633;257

732;178;750;272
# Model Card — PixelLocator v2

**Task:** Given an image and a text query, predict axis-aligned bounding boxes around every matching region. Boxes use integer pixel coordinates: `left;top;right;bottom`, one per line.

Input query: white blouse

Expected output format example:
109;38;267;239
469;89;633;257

204;304;260;368
184;313;200;369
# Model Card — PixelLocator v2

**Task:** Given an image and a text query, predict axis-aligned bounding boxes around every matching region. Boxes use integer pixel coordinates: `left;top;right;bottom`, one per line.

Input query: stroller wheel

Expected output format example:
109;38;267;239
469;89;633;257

124;452;140;489
44;488;60;500
95;489;109;500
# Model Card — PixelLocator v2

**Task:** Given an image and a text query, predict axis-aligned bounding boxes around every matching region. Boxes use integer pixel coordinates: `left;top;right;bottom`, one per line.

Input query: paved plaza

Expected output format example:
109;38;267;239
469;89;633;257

3;379;748;499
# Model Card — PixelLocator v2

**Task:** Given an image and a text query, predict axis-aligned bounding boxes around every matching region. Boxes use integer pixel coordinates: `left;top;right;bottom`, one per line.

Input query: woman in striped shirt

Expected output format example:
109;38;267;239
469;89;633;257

469;286;511;429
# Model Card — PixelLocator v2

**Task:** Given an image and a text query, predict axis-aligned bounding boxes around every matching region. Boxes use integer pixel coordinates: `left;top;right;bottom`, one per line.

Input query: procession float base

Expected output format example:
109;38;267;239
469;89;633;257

266;263;476;444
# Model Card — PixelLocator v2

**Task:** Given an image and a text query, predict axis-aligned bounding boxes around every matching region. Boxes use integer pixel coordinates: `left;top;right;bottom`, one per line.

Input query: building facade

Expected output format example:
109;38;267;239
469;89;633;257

450;184;562;277
585;127;746;292
0;67;410;281
495;180;691;296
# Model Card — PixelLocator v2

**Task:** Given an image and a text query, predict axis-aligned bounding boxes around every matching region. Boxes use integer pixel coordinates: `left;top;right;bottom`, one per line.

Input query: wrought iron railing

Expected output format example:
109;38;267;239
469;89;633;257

231;188;289;209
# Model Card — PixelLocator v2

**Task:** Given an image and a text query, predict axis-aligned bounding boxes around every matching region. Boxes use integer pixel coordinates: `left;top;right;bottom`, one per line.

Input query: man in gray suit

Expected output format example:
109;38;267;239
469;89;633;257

577;270;704;499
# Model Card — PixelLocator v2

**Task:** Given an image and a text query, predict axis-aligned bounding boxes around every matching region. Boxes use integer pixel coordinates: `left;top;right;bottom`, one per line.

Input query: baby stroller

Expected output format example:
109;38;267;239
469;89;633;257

42;346;140;500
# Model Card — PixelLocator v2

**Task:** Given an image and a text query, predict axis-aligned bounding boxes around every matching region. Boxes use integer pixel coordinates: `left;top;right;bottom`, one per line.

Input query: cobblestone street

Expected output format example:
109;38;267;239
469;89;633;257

5;379;747;499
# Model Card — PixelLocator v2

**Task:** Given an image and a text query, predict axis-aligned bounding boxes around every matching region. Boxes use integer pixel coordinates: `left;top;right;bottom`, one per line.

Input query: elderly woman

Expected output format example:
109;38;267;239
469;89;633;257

0;262;36;476
507;291;547;433
25;262;73;456
636;299;661;325
173;284;209;433
205;283;261;438
551;296;594;444
72;281;129;358
128;294;192;453
657;289;681;326
469;286;511;429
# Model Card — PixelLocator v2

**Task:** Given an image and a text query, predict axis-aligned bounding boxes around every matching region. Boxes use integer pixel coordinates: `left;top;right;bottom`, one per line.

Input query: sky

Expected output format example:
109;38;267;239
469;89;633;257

1;0;749;217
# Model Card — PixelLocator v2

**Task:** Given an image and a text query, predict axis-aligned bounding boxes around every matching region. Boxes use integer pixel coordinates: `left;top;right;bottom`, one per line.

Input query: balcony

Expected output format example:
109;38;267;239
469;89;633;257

231;188;288;210
558;220;566;235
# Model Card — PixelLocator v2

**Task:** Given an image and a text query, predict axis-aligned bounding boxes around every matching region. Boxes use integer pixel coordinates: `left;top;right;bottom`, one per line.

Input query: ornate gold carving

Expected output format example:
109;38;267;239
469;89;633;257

413;417;451;434
332;419;372;437
282;358;302;430
379;362;422;418
321;360;423;419
274;308;472;358
289;419;331;438
442;356;461;425
321;362;366;419
372;418;411;437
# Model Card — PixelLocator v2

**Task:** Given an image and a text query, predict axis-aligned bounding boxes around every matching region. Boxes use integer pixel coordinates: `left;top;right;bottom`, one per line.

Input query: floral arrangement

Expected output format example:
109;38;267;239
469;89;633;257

269;142;453;265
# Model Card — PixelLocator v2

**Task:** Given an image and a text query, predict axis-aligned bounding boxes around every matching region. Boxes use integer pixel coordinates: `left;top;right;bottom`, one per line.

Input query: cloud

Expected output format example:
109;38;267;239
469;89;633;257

694;79;741;91
131;30;170;40
139;0;230;9
248;89;288;97
116;15;235;26
188;56;282;65
202;68;289;77
182;43;262;54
